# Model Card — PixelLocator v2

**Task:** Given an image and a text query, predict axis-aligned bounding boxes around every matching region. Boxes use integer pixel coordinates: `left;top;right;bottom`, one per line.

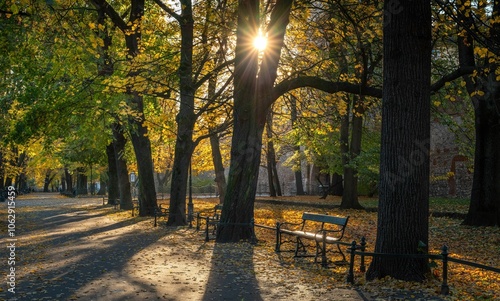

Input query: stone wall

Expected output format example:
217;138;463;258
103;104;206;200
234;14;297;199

429;119;472;198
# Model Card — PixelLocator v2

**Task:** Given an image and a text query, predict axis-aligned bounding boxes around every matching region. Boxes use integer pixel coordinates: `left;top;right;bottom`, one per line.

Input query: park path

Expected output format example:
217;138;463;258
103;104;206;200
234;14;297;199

0;193;373;301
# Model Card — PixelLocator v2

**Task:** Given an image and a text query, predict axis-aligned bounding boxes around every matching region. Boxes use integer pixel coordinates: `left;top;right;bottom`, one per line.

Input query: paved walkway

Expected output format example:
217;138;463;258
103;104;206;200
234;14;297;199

1;193;373;301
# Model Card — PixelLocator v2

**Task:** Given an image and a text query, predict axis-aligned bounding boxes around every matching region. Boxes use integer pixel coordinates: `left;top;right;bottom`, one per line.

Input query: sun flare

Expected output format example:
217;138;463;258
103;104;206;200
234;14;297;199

253;34;267;51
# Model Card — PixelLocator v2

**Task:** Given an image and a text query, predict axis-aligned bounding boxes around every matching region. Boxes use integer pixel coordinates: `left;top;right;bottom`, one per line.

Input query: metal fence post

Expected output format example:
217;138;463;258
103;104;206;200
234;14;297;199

440;245;450;295
347;240;357;284
360;236;366;273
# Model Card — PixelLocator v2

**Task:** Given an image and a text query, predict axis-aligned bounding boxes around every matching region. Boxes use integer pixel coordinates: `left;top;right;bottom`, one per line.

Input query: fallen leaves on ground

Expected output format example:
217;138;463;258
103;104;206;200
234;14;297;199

1;194;498;301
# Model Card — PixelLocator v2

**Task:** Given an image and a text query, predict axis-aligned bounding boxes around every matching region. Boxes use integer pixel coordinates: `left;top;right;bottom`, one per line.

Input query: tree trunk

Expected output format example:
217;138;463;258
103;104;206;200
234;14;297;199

106;141;120;205
97;176;107;195
76;167;87;195
61;174;66;192
366;0;431;281
64;167;72;194
112;123;133;210
167;0;196;226
458;0;500;226
122;0;158;216
210;133;226;203
331;173;343;196
290;95;305;195
341;95;364;209
43;170;54;192
207;43;227;204
266;111;282;197
217;0;293;242
127;95;158;216
464;97;500;226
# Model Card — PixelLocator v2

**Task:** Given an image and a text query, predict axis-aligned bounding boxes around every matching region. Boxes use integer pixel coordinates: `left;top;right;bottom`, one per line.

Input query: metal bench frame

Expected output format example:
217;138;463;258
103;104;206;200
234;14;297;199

275;212;349;266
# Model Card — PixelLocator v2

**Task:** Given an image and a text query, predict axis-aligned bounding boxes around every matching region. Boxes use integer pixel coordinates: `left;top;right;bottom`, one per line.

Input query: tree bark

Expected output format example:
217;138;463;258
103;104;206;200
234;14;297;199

112;123;133;210
76;167;88;195
124;0;157;216
266;111;282;197
341;95;364;209
167;0;196;226
217;0;293;242
43;170;56;193
127;94;158;215
90;0;157;215
106;141;120;205
210;133;226;203
458;0;500;226
289;96;305;195
64;167;72;194
366;0;431;281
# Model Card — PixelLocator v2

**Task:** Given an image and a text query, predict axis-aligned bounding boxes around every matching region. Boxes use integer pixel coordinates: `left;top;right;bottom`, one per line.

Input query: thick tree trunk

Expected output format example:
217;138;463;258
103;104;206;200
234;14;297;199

216;0;261;242
76;167;88;195
341;96;364;209
366;0;431;281
61;174;66;192
112;123;133;210
210;133;226;203
217;0;292;242
331;173;343;196
64;167;72;194
167;0;196;226
464;97;500;226
106;141;120;205
43;170;54;193
458;0;500;226
127;94;157;216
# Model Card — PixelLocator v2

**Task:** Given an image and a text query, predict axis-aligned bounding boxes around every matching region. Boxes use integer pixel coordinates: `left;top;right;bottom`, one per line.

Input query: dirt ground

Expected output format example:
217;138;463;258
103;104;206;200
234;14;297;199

0;193;446;301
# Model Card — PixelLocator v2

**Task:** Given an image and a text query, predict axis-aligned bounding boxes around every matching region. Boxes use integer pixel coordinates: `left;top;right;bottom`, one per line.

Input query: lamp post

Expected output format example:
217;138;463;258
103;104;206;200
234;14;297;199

188;161;193;228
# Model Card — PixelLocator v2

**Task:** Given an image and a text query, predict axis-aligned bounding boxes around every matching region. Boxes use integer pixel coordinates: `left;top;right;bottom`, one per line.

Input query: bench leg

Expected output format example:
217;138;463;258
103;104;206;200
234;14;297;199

337;243;346;262
205;216;210;242
275;223;281;252
321;233;328;267
294;237;307;257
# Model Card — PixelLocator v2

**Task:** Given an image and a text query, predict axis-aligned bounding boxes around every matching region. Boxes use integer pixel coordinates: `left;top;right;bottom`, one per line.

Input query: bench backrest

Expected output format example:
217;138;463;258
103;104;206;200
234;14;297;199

302;212;347;225
301;212;349;237
213;204;223;217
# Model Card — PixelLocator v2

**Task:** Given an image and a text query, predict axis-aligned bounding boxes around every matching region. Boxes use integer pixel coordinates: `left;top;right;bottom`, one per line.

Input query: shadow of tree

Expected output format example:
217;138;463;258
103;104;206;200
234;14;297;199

7;204;168;300
202;241;264;301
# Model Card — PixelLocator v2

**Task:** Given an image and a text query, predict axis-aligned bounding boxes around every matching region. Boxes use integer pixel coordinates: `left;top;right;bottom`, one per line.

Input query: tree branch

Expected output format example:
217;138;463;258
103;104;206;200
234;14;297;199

89;0;127;32
272;76;383;101
430;67;476;94
152;0;181;22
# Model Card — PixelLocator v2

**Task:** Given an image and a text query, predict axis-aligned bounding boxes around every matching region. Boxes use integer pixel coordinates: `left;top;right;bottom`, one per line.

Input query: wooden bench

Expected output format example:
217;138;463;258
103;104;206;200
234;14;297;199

196;204;223;241
154;204;169;227
275;212;350;266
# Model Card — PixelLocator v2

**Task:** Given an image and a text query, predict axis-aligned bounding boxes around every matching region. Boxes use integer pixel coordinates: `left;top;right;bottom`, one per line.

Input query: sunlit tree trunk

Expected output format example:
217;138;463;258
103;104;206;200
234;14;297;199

217;0;293;242
167;0;196;226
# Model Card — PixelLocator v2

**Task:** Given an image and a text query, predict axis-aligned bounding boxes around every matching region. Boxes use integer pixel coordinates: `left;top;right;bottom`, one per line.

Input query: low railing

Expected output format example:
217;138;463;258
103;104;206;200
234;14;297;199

347;237;500;295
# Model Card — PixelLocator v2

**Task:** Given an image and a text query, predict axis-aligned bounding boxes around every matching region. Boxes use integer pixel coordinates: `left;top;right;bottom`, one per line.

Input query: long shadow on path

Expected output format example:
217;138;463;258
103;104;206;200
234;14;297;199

202;241;264;301
0;198;169;301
